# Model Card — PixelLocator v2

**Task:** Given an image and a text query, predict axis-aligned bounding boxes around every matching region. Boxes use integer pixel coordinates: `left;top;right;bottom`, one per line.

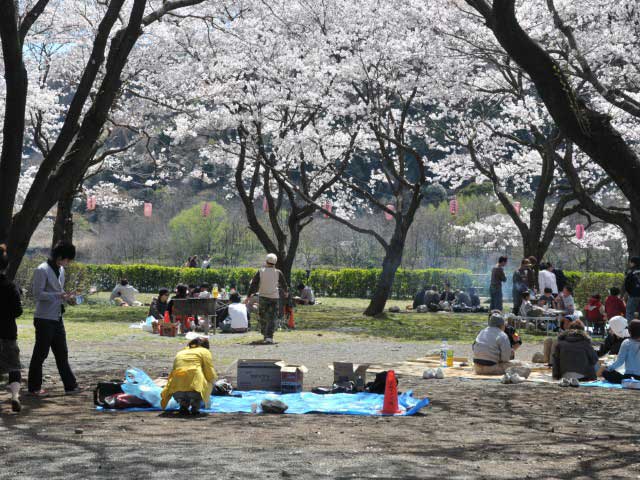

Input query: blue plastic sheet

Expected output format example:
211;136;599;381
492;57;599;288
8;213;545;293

579;380;622;389
98;368;429;416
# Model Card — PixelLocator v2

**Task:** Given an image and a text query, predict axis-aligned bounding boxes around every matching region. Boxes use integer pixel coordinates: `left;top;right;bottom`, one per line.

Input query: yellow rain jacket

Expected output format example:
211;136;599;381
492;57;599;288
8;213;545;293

160;346;217;409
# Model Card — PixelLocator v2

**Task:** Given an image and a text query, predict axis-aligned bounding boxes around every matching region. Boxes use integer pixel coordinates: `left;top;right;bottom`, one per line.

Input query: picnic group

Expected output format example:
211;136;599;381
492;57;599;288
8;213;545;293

0;243;315;413
2;243;640;415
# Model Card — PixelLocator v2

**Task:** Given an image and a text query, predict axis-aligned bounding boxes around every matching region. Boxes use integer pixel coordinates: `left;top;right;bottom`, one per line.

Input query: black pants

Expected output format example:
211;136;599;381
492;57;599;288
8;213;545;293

602;370;640;384
28;318;77;392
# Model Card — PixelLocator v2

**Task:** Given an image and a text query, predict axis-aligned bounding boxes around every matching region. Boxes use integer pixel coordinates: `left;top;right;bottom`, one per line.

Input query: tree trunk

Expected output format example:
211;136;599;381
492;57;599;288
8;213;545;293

364;234;405;316
52;188;75;248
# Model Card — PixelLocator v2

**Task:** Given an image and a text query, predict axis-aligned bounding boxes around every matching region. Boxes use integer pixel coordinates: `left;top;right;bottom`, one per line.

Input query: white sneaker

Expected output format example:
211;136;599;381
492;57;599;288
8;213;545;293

435;368;445;379
501;373;512;384
510;373;524;384
559;378;571;387
569;378;580;387
422;369;435;379
264;337;274;344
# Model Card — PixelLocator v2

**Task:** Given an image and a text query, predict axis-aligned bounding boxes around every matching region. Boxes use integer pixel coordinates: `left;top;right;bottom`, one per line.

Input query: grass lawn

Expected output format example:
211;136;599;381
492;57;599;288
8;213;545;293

16;295;543;344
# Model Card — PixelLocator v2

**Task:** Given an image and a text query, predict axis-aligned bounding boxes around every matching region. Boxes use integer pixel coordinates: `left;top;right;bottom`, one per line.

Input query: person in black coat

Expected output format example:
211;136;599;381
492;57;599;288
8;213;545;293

0;245;24;412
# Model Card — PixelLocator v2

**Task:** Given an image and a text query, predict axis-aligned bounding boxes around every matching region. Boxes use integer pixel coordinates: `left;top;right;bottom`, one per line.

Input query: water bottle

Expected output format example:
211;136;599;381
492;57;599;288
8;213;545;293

447;346;454;367
212;283;219;299
440;339;448;367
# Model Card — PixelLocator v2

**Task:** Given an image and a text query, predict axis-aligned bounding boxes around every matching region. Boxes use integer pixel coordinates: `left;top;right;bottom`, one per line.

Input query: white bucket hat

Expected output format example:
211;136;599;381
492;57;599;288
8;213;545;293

265;253;278;265
609;316;630;338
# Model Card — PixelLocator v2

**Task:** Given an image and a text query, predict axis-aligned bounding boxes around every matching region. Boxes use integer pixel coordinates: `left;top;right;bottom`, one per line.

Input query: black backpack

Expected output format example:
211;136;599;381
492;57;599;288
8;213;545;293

365;371;398;394
93;381;124;406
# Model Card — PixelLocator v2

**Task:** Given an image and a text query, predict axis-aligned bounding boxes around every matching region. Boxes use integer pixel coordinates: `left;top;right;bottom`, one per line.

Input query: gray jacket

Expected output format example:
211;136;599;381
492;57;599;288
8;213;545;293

472;326;512;364
33;262;65;321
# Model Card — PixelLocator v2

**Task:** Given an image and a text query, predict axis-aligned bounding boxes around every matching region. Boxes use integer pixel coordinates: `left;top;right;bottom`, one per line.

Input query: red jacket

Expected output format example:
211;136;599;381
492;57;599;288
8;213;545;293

586;297;604;323
605;295;626;319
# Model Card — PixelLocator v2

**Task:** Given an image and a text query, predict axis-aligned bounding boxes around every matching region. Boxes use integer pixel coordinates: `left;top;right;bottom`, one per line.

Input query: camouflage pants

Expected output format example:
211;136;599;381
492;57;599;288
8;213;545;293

258;297;279;339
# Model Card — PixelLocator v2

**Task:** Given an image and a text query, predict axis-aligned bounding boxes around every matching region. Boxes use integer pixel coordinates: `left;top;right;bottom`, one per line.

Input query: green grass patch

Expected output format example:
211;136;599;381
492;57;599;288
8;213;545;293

16;296;545;344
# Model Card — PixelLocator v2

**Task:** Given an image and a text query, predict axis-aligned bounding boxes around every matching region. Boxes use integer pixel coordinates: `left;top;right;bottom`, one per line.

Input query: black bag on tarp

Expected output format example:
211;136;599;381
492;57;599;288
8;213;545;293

93;381;124;406
365;371;398;394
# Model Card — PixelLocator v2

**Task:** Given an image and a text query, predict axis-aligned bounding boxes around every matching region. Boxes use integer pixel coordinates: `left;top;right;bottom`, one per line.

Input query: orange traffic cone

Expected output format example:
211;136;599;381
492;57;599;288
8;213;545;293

380;370;402;415
163;311;171;323
286;306;295;329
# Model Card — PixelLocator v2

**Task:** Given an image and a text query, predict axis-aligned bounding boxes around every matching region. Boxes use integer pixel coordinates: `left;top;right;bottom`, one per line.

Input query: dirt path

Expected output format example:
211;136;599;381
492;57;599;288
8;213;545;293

1;332;639;479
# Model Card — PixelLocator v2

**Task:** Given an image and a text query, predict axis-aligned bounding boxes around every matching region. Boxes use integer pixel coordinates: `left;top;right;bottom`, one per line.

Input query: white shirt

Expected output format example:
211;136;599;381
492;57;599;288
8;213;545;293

110;284;139;306
228;303;248;330
538;270;558;294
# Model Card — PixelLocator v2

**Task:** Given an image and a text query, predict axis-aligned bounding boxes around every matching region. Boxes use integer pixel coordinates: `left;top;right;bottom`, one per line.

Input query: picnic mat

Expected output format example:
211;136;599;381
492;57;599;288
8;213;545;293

97;390;430;416
97;368;429;416
369;355;637;389
369;355;556;383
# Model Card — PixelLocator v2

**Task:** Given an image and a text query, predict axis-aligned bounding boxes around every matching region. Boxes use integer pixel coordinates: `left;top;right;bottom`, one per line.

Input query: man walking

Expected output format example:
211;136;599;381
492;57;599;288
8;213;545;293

246;254;289;344
624;256;640;321
28;242;80;396
490;256;508;311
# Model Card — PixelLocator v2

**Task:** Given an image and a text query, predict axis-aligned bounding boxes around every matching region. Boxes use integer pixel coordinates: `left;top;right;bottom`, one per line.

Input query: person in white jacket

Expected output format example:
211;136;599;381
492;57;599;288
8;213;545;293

110;279;141;307
538;262;559;295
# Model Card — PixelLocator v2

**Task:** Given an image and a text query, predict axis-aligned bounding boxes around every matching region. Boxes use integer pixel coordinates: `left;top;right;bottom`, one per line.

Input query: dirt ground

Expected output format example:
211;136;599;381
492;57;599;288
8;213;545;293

1;332;640;479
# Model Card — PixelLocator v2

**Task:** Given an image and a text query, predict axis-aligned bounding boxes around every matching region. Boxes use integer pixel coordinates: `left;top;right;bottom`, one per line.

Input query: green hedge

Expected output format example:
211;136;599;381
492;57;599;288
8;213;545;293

15;261;472;300
15;260;621;304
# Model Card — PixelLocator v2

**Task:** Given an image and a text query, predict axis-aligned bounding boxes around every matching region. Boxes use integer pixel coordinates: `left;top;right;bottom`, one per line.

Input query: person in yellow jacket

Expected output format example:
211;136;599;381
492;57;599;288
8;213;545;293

161;337;217;415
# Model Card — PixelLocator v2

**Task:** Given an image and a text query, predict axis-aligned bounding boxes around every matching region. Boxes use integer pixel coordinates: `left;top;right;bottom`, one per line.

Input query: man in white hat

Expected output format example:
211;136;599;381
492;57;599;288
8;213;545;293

246;253;289;344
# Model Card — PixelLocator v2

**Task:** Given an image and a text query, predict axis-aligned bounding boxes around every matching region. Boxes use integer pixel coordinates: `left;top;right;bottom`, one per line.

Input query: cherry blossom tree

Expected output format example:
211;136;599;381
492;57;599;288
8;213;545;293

0;0;219;278
460;0;640;256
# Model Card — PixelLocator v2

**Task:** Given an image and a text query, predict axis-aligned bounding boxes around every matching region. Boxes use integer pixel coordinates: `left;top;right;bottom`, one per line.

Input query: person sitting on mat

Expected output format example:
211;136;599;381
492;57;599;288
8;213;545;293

602;320;640;384
148;288;170;320
110;278;141;307
472;313;514;375
161;337;217;415
552;320;598;382
597;316;629;357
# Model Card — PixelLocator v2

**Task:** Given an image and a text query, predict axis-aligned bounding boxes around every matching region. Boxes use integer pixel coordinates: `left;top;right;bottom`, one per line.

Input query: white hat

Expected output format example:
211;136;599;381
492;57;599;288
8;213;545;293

609;316;630;338
265;253;278;265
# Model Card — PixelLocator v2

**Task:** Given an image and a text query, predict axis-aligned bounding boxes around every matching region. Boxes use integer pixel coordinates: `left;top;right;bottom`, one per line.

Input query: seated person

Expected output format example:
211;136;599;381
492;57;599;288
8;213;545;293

605;287;626;320
454;289;471;307
440;283;455;303
424;285;440;311
168;284;189;318
412;285;428;310
188;284;200;298
559;286;579;330
518;291;533;317
602;320;640;384
585;293;606;335
472;313;514;375
538;288;555;307
110;278;141;307
160;337;217;415
552;320;598;381
597;315;629;357
469;288;481;308
221;293;249;332
294;283;315;305
198;283;212;299
148;288;170;320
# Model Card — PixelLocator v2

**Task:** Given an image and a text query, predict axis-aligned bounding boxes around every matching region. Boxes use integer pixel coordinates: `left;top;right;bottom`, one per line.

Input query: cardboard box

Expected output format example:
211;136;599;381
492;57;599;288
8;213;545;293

280;365;308;394
332;362;370;390
236;360;308;392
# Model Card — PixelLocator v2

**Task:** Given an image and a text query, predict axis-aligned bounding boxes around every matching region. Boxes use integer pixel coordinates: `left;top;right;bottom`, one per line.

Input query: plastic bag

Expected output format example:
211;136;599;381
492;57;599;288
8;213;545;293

145;316;155;326
121;367;177;409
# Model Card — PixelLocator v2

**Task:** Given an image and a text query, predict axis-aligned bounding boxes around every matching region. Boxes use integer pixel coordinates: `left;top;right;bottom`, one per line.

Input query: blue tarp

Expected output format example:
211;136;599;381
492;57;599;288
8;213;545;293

97;390;430;416
99;367;429;416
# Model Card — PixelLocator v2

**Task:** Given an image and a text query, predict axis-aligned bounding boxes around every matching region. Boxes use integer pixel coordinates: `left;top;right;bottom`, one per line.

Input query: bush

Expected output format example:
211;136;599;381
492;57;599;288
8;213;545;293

572;272;625;307
16;261;474;299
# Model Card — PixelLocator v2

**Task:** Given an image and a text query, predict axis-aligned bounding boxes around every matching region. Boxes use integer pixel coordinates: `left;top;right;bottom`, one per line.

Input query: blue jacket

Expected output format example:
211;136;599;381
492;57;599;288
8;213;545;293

608;339;640;376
